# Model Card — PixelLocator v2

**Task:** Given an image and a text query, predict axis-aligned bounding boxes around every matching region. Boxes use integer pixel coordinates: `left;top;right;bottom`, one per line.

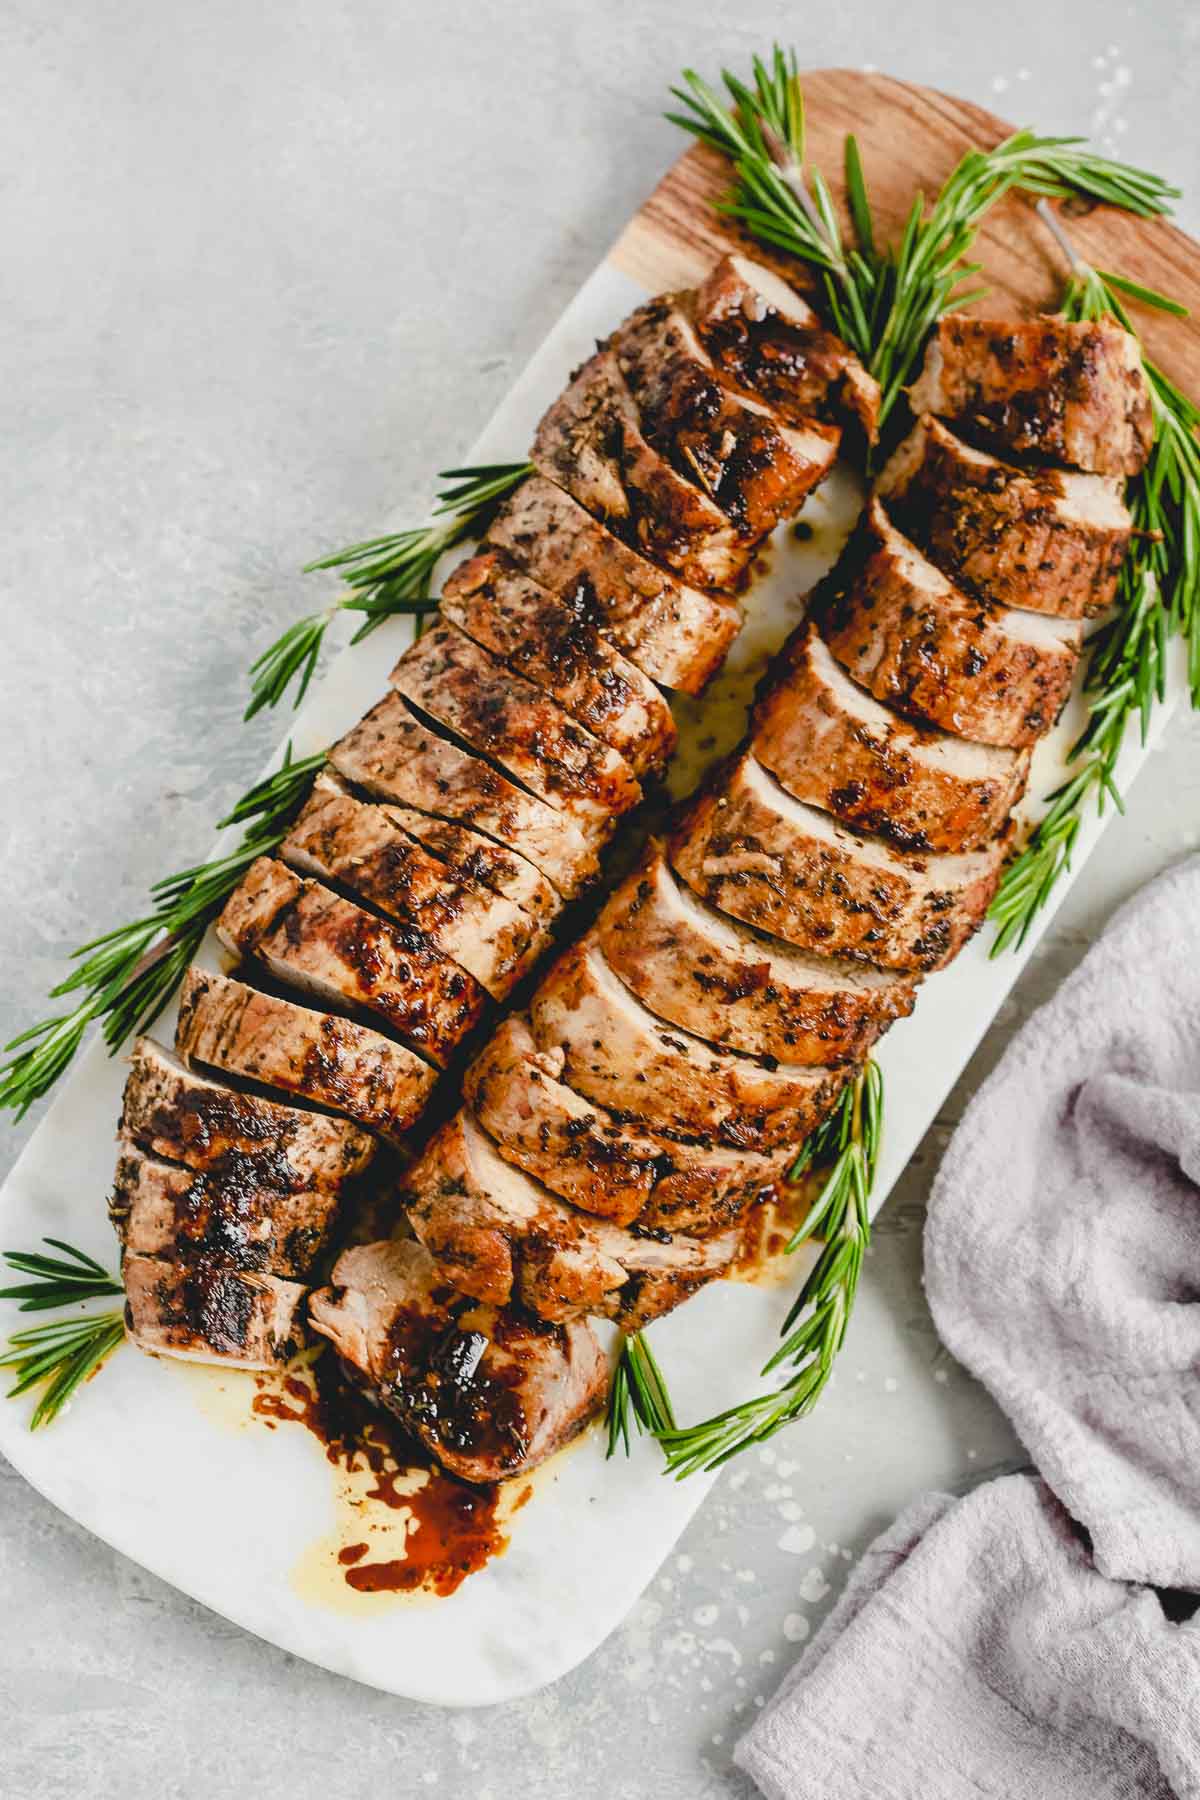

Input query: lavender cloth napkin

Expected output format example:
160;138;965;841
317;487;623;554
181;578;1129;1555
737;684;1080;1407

924;854;1200;1591
735;1475;1200;1800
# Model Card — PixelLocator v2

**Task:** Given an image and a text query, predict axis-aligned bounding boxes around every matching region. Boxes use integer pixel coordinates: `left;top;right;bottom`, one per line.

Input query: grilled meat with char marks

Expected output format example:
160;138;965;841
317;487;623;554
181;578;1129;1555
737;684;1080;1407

670;752;1005;973
441;547;677;776
308;1238;607;1484
878;414;1132;619
328;693;597;897
909;313;1153;476
753;624;1030;855
124;1253;308;1369
817;499;1081;749
487;474;740;695
175;966;436;1142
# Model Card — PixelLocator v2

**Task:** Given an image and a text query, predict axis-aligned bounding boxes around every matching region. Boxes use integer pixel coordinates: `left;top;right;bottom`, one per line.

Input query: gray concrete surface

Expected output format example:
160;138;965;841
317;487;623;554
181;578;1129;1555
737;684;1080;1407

2;4;1199;1796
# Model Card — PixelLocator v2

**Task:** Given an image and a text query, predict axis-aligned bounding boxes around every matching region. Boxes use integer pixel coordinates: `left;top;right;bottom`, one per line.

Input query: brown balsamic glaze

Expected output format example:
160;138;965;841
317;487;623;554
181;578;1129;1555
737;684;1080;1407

253;1357;508;1599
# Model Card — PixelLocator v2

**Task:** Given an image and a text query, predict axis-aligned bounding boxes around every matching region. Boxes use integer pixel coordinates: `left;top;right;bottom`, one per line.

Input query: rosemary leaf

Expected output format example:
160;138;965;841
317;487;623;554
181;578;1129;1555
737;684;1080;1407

605;1329;677;1458
0;1238;126;1429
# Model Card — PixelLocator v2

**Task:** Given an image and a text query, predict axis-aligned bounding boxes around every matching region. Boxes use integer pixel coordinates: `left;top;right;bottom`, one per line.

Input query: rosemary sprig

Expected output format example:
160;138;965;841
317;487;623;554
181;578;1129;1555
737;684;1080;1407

989;232;1200;951
668;48;1177;431
605;1329;677;1459
246;461;534;718
0;1238;125;1429
651;1062;883;1478
0;745;325;1118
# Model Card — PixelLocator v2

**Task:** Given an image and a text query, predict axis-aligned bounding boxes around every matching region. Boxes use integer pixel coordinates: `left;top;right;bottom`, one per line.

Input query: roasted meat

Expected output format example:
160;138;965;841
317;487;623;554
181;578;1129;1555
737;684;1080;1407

308;1237;607;1483
670;752;1005;972
753;624;1030;855
878;414;1132;618
124;1253;308;1368
909;313;1153;476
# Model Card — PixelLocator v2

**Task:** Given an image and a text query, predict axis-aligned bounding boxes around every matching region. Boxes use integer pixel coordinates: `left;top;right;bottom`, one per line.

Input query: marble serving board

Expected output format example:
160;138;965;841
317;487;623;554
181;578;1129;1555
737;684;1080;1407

1;72;1198;1707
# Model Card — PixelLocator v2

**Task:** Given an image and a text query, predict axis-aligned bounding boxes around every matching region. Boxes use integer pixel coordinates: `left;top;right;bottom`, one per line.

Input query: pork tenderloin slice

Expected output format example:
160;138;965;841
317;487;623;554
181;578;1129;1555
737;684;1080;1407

692;253;881;440
174;966;435;1142
532;347;753;590
124;1253;307;1370
281;772;548;999
601;1227;737;1333
613;297;841;538
327;692;597;898
909;313;1153;476
216;861;487;1070
308;1238;607;1484
121;1037;376;1191
670;751;1005;972
637;1141;787;1236
486;474;740;695
212;853;303;956
595;840;916;1065
819;498;1081;748
110;1137;338;1277
753;624;1029;855
463;1014;665;1225
528;937;850;1151
877;414;1132;618
441;548;677;776
389;623;641;837
373;801;558;926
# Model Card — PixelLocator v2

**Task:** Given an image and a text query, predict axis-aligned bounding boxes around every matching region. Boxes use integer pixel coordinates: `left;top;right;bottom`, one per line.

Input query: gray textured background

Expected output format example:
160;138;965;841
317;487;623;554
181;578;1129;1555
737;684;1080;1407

3;4;1199;1797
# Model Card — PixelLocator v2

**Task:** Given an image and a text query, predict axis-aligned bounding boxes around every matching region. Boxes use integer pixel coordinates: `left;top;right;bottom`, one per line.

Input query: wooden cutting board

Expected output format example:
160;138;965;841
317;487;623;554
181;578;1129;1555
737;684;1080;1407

612;69;1200;394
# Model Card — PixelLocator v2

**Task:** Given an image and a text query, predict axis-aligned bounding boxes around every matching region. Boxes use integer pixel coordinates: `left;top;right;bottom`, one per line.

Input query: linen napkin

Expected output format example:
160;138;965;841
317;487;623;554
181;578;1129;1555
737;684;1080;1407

735;1474;1200;1800
924;853;1200;1591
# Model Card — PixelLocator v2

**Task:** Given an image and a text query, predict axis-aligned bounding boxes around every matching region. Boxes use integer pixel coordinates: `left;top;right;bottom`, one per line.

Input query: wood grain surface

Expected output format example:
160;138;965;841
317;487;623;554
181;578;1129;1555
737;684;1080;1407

610;68;1200;393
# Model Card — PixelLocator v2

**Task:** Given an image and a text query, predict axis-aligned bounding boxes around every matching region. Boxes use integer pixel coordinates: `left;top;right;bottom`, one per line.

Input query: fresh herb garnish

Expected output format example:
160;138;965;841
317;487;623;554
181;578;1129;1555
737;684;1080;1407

0;745;325;1117
0;1239;125;1428
246;461;534;718
605;1328;677;1458
668;47;1177;432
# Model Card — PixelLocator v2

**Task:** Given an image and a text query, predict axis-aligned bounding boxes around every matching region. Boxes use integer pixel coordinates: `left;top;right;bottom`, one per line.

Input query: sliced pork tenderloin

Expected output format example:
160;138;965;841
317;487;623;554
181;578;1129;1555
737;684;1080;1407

878;414;1132;618
440;548;677;776
375;801;559;927
123;1253;307;1369
486;473;739;694
214;858;487;1069
308;1237;607;1483
753;624;1029;855
110;1137;339;1277
532;347;752;590
595;840;916;1065
389;622;641;839
817;499;1081;748
328;692;597;897
692;252;881;439
174;967;436;1142
670;752;1005;972
528;938;850;1151
909;313;1153;476
121;1036;376;1191
281;772;548;999
613;297;840;538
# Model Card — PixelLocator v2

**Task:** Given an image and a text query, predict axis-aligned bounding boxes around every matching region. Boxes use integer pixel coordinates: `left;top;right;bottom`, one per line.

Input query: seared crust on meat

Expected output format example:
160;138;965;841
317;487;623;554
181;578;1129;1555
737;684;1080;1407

528;937;850;1151
123;1253;307;1369
754;624;1029;855
487;474;739;694
175;967;436;1141
328;693;598;896
692;253;881;440
111;1138;339;1276
441;548;677;775
878;415;1132;619
595;840;916;1065
215;859;487;1069
909;313;1153;476
370;801;558;926
613;297;840;538
817;500;1081;748
533;347;751;590
281;773;548;999
121;1037;376;1190
670;752;1005;972
390;623;641;838
308;1238;607;1483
